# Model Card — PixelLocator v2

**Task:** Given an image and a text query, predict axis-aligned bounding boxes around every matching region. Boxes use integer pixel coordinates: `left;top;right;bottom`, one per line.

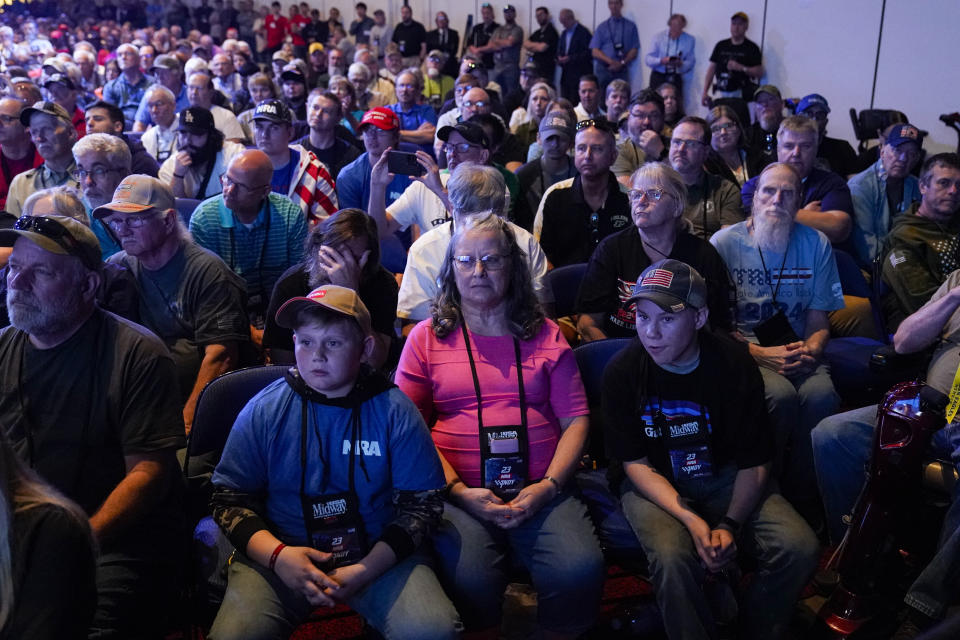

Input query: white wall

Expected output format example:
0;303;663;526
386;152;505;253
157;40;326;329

286;0;960;154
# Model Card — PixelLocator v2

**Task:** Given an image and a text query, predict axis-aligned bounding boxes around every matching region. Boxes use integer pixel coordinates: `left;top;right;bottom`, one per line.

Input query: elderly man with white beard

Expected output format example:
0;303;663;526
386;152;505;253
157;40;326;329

711;162;844;529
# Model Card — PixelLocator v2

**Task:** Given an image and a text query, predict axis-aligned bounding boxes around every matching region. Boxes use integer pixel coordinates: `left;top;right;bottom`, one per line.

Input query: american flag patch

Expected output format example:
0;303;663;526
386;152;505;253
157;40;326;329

890;252;907;268
642;269;674;288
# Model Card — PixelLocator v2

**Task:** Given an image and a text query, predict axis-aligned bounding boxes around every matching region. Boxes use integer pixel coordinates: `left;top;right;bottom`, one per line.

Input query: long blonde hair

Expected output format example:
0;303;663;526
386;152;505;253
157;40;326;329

0;431;93;631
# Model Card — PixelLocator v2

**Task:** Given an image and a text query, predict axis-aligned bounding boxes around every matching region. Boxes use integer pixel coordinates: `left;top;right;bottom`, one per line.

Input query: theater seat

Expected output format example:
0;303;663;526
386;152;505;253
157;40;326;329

546;262;588;319
175;197;201;226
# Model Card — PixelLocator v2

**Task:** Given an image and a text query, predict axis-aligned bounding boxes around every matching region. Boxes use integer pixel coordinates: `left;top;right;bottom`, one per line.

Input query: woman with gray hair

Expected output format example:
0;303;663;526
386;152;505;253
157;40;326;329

395;213;604;639
577;161;735;341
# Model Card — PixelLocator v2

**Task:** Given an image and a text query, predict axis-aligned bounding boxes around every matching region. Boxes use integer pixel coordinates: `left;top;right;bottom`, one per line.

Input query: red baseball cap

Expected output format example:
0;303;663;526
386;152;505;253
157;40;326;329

358;107;400;132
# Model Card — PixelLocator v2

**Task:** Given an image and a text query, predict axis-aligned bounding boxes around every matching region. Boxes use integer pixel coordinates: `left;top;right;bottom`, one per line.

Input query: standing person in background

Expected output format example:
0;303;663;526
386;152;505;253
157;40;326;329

477;5;523;94
426;12;460;79
264;1;289;59
349;2;375;46
392;5;427;69
370;9;393;61
646;14;695;99
467;2;500;72
523;6;559;84
555;9;593;102
590;0;639;91
701;12;763;107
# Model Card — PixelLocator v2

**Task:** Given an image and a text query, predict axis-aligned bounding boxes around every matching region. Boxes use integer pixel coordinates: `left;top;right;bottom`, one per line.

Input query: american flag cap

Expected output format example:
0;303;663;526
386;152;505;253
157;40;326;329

627;259;707;312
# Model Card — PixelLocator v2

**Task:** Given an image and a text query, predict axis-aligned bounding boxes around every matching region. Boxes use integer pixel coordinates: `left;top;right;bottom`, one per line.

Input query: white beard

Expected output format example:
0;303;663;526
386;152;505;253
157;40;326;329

752;211;793;254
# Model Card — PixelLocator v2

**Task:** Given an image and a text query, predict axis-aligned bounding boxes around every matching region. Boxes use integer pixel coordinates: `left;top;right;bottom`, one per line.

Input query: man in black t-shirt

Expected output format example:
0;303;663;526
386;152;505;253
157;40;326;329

392;5;428;67
602;259;818;640
297;89;362;181
700;12;763;107
94;175;249;435
467;2;500;70
0;213;187;638
523;6;559;82
795;93;860;178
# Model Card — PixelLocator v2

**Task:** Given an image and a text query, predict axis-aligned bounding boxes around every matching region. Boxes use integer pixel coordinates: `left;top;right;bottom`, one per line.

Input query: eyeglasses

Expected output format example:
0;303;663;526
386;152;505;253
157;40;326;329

628;188;666;203
220;173;266;192
453;254;506;272
575;118;614;132
669;138;705;150
15;215;98;269
710;122;737;133
461;99;488;109
71;166;121;182
443;142;478;154
103;212;160;231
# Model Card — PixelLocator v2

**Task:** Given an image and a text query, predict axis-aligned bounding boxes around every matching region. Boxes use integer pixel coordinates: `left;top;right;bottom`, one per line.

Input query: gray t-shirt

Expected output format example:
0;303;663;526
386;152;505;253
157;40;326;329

492;23;523;67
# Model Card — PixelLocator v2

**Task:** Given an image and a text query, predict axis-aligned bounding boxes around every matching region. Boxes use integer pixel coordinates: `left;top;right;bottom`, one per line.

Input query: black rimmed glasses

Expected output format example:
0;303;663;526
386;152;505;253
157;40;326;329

220;173;267;193
71;166;122;183
453;254;506;272
442;142;478;154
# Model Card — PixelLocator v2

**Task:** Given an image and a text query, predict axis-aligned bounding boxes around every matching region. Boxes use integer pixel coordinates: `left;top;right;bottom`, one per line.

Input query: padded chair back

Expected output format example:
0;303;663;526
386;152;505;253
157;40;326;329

574;337;632;406
124;130;143;144
175;197;201;226
546;262;588;319
848;108;909;152
834;249;871;298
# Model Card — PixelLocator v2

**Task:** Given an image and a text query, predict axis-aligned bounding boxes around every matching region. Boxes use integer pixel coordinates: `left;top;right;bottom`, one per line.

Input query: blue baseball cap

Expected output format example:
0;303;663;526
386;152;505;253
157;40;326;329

796;93;830;115
885;124;922;148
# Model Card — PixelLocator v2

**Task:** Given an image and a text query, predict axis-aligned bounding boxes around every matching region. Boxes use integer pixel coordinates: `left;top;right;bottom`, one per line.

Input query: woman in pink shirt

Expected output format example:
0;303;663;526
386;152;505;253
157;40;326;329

396;213;604;640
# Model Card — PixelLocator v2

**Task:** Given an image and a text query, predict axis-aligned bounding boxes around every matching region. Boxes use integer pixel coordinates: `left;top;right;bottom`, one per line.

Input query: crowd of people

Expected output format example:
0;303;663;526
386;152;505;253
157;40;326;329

1;1;959;640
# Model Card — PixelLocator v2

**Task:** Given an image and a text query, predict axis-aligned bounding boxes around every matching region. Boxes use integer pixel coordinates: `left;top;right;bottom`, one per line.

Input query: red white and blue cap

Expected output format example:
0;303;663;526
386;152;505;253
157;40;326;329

885;123;922;148
627;259;707;312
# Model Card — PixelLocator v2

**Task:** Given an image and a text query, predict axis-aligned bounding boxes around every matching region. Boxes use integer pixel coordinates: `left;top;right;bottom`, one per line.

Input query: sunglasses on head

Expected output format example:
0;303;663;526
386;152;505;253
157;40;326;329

575;118;615;133
15;215;98;270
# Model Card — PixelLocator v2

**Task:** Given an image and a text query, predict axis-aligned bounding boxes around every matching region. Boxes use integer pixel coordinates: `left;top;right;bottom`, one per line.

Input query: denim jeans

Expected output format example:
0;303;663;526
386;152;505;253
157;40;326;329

208;549;461;640
619;464;820;640
431;492;605;635
761;363;840;522
813;406;960;619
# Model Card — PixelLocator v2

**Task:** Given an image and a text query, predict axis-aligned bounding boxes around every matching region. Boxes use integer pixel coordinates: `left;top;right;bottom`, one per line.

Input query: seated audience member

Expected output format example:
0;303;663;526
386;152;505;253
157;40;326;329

133;54;190;132
502;61;539;121
189;149;308;331
41;69;86;137
6;101;79;217
211;52;248;110
515;111;577;232
461;100;526;175
95;175;249;435
795;93;860;178
252;99;338;223
262;209;397;368
296;90;362;181
72;133;132;259
140;85;180;165
603;79;630;131
603;259;818;640
433;73;476;156
711;162;843;525
279;61;310;123
336;107;413;274
370;121;509;239
186;70;246;142
512;82;554;148
747;84;784;173
159;106;246;199
849;123;923;267
611;89;670;186
0;97;42;212
84;99;161;177
657;81;684;133
813;271;960;637
395;214;605;638
741;115;854;246
354;49;397;106
880;153;960;330
102;43;153;129
703;105;752;186
396;164;548;325
535;118;630;267
422;51;453;111
388;68;437;153
238;72;279;140
0;211;186;638
208;285;460;640
347;63;377;112
329;75;365;135
574;74;603;121
668;116;744;239
578;162;733;341
0;427;96;638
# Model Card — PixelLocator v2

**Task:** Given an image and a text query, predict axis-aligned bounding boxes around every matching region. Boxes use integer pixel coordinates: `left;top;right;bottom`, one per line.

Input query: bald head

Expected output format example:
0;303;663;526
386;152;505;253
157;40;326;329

230;149;273;186
223;149;274;218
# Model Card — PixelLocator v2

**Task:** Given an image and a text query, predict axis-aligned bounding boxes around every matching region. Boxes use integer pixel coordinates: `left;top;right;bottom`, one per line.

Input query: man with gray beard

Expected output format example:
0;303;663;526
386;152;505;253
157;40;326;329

711;162;844;528
261;208;398;369
0;209;186;638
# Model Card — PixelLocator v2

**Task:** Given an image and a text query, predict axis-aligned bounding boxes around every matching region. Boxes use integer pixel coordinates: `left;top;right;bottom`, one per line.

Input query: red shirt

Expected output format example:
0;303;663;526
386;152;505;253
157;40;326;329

265;14;289;49
72;106;86;138
290;15;311;46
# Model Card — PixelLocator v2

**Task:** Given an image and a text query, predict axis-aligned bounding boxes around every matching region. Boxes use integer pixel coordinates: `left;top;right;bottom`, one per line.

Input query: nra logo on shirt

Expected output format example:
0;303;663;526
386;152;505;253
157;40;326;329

342;439;382;456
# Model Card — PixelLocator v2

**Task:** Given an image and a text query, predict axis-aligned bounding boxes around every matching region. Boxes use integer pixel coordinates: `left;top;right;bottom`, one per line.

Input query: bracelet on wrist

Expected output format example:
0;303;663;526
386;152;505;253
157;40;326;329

444;478;464;495
542;475;561;494
717;515;742;536
268;542;286;571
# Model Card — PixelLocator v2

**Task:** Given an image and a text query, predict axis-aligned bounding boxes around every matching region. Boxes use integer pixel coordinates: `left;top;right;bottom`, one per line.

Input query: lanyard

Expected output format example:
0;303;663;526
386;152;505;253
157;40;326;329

298;396;357;501
460;323;528;434
756;244;790;304
228;199;272;295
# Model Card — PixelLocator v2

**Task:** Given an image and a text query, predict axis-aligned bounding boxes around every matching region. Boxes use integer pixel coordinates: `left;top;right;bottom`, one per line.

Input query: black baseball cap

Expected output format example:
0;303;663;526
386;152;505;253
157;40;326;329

253;99;292;125
438;121;491;149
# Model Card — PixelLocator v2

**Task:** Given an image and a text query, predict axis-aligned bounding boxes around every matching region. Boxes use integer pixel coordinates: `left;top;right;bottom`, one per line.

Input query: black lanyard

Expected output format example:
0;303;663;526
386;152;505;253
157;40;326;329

228;199;272;296
298;396;358;511
460;323;528;435
757;244;790;304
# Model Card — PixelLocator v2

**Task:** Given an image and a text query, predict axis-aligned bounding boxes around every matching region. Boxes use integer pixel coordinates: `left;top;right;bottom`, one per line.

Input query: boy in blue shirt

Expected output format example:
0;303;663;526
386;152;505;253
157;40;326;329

209;285;459;639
